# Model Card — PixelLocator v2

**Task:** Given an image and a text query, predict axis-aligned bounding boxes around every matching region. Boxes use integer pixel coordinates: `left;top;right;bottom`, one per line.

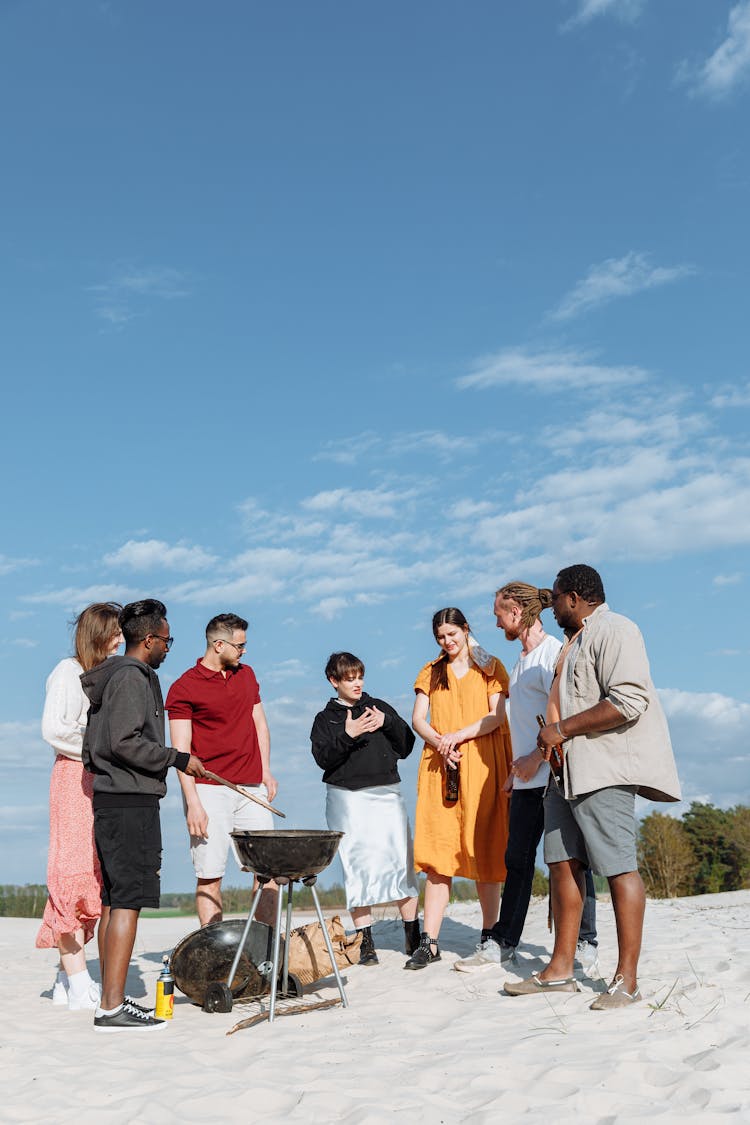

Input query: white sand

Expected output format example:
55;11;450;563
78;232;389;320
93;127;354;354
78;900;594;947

3;890;749;1123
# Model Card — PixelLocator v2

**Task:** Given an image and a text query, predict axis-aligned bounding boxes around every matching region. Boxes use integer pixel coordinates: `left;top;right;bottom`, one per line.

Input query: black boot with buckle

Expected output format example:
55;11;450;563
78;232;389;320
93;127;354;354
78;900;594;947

404;933;440;970
358;925;379;966
403;917;421;957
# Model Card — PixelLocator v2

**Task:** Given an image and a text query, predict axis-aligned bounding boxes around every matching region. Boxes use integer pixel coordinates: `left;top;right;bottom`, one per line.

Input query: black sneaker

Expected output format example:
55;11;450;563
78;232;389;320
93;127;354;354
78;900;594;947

404;935;441;970
94;1000;166;1033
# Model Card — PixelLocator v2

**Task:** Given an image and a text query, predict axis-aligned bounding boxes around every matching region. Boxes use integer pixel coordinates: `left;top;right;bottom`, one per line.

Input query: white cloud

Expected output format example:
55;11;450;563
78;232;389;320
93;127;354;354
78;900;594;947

540;403;706;454
550;252;695;321
713;572;743;587
302;486;418;519
90;263;192;325
457;347;648;392
660;688;750;727
313;432;381;464
262;658;307;683
472;456;750;562
315;596;350;620
710;380;750;408
103;539;218;572
657;688;750;810
0;555;39;577
564;0;645;30
681;1;750;99
22;584;133;609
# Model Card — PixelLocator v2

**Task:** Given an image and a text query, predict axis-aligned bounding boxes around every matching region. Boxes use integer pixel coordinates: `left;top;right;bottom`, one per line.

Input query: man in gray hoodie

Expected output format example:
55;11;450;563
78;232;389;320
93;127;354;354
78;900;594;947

82;599;205;1032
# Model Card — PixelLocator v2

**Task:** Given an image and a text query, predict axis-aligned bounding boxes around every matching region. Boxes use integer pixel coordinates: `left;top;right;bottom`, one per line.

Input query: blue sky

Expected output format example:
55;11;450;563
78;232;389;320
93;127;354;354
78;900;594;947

2;0;749;891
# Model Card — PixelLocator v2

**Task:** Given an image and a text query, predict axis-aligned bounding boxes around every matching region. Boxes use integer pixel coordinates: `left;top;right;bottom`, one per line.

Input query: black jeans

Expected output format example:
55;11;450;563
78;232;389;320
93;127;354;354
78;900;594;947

489;786;597;949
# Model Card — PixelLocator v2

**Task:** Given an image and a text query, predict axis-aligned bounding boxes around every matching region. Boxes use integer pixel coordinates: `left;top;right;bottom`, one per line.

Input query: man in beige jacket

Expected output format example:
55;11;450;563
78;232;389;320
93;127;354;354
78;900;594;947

504;564;681;1010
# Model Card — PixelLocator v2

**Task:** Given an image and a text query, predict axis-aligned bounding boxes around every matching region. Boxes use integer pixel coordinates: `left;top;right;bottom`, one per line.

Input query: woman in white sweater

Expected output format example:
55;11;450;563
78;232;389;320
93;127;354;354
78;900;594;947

36;603;122;1010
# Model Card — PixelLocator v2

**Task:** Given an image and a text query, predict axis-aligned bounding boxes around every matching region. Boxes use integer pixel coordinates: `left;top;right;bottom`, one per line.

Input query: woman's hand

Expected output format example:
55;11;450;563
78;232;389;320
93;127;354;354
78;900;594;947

345;707;383;740
435;731;463;765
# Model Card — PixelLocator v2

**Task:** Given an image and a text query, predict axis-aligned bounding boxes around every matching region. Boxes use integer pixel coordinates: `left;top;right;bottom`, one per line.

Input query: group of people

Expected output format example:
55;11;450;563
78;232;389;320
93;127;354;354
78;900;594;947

310;564;680;1011
36;564;681;1032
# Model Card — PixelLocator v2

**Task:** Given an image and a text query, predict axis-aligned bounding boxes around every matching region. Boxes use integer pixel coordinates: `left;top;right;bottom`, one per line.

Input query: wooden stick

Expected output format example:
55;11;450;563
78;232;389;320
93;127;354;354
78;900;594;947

227;997;342;1034
203;769;286;818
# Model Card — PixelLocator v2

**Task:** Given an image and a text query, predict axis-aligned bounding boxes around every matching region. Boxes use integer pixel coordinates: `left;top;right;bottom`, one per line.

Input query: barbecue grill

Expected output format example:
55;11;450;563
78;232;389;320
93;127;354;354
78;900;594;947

201;829;348;1024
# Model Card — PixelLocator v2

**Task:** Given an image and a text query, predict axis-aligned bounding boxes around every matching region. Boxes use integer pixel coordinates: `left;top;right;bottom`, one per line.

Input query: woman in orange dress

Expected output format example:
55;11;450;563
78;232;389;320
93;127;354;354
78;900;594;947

405;607;512;969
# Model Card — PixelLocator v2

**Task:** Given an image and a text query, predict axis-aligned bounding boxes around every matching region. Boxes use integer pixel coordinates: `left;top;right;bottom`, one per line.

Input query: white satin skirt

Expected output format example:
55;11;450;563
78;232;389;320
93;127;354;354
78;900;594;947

325;783;419;909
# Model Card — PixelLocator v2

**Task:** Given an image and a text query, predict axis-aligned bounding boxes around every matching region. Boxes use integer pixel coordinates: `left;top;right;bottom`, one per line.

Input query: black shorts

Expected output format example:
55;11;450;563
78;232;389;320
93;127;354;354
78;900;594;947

94;803;162;910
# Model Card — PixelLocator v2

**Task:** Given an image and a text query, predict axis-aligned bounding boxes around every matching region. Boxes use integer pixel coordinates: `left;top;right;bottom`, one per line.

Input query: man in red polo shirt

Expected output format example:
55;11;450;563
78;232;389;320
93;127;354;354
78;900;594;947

166;613;278;925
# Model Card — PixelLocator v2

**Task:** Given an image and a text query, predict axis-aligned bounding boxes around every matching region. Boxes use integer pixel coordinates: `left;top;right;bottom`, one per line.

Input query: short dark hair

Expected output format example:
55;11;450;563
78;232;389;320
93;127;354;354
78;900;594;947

206;613;248;641
119;599;168;646
556;565;605;604
325;652;365;681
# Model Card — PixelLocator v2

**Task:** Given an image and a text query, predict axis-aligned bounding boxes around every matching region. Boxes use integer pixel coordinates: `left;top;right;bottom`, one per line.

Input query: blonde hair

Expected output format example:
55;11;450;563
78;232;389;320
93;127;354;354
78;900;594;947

74;602;122;671
495;582;552;630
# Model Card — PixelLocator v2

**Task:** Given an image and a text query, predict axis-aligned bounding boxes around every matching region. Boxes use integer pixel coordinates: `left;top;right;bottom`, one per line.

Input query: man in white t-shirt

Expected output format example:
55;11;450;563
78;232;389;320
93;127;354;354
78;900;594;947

455;582;599;973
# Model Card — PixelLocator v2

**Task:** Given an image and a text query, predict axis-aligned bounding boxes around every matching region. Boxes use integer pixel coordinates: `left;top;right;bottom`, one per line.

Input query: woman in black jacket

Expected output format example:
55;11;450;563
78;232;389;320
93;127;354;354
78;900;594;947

310;652;420;965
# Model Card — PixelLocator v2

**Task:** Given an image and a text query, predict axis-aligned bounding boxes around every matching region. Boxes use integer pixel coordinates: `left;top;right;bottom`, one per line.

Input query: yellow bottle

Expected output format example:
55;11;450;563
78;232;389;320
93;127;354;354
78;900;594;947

155;955;174;1020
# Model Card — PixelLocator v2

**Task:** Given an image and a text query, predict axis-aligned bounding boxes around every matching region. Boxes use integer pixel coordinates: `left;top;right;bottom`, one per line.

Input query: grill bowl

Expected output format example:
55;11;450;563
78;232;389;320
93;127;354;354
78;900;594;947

231;829;343;881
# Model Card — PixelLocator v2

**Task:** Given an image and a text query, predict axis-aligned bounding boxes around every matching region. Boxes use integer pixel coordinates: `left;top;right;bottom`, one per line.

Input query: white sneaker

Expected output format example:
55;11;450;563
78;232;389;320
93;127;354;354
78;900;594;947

52;981;69;1006
575;940;600;977
454;937;517;973
68;981;102;1011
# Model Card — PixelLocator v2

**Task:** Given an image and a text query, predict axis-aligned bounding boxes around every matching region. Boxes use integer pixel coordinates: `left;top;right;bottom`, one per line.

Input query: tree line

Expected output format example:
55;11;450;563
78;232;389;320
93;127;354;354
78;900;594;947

638;801;749;898
3;802;746;917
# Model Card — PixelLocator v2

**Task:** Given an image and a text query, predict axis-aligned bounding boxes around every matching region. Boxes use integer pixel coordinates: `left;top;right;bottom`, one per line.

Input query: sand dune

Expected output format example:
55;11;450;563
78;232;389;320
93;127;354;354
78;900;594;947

4;890;749;1122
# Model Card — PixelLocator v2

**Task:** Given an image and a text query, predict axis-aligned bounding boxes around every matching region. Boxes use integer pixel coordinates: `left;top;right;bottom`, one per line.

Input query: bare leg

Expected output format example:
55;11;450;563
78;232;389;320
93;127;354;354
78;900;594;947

196;878;223;925
476;882;501;930
350;906;373;928
608;870;645;993
540;858;585;981
423;873;451;944
255;880;279;927
396;896;419;922
58;929;86;978
100;907;139;1011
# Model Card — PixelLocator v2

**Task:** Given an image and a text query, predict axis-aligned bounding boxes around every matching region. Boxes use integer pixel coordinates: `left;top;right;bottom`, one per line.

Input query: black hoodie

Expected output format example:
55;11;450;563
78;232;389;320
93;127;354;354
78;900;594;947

310;692;415;790
81;655;189;803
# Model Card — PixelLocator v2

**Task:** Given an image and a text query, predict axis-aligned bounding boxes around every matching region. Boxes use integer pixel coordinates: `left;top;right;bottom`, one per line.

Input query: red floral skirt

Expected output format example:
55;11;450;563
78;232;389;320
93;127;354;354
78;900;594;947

35;756;102;949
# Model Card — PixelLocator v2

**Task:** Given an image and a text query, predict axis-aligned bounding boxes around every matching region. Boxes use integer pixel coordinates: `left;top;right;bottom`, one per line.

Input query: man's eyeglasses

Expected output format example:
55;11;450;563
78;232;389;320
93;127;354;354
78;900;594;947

214;638;247;652
149;633;174;650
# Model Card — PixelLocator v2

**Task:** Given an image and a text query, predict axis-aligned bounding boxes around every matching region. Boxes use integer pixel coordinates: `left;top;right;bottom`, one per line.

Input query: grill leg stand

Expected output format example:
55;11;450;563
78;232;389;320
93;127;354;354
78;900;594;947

267;878;287;1023
225;880;266;992
281;882;294;995
307;878;349;1009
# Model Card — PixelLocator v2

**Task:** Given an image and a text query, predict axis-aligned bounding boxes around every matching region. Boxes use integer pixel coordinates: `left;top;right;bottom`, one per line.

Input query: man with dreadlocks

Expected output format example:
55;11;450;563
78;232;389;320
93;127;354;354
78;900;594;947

455;581;599;974
504;565;681;1010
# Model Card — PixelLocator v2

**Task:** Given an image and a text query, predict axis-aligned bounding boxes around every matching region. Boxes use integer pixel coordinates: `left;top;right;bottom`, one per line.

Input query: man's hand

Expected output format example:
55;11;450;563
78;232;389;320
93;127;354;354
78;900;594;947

263;770;278;802
185;753;207;778
511;749;545;784
185;795;209;839
536;723;561;760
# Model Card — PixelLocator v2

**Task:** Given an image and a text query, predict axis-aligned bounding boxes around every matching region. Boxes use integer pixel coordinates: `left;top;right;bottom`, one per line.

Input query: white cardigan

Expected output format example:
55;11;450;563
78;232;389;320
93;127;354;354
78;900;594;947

41;657;89;761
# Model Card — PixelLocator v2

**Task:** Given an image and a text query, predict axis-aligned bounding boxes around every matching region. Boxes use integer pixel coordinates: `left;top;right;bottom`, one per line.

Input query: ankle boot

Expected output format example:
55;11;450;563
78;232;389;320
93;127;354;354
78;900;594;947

358;926;379;966
403;917;421;957
404;933;441;970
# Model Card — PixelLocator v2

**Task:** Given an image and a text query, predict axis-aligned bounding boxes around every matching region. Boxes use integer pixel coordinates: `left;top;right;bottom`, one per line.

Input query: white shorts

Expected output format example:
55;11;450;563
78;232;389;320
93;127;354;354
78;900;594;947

188;783;274;879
